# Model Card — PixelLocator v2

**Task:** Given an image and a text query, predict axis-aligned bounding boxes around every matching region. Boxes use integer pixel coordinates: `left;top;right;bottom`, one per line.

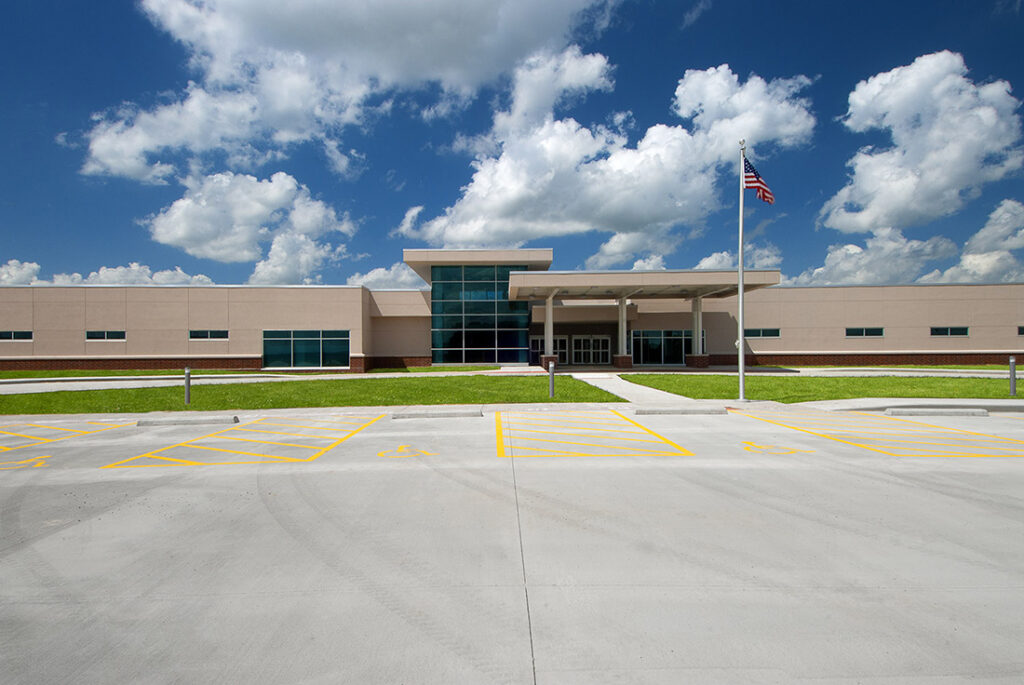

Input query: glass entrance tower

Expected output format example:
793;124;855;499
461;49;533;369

430;264;530;363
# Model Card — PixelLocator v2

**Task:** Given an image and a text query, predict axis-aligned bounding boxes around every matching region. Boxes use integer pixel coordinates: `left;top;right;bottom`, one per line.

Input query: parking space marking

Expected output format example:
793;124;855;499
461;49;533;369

103;413;385;468
496;410;693;458
730;407;1024;457
0;420;131;453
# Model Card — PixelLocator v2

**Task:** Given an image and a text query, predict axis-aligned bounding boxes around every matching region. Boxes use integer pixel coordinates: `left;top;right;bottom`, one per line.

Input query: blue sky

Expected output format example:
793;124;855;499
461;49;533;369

1;0;1022;288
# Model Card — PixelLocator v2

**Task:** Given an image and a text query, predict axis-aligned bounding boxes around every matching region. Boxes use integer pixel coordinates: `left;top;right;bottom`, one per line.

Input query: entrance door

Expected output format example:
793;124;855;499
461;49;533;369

529;336;568;365
572;336;611;365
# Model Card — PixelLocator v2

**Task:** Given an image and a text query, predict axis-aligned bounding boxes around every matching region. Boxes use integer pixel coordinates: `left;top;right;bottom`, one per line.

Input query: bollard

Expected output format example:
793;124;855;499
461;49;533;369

185;366;191;405
548;360;555;399
1011;356;1017;397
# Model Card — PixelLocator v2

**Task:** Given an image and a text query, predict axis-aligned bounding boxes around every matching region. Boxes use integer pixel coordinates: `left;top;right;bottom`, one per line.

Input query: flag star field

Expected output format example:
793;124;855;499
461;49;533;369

1;0;1022;288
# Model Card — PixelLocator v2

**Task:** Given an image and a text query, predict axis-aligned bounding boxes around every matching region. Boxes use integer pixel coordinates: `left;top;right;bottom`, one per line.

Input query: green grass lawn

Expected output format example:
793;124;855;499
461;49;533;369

0;376;619;414
0;365;500;379
367;365;500;373
625;374;1020;403
0;369;286;379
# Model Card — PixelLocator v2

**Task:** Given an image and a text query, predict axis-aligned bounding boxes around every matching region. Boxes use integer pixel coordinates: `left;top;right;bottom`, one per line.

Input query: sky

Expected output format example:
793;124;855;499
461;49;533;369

1;0;1023;290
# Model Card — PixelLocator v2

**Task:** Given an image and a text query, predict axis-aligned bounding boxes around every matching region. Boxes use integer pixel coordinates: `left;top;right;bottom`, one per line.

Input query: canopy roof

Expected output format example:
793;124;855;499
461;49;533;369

507;269;781;301
404;248;553;283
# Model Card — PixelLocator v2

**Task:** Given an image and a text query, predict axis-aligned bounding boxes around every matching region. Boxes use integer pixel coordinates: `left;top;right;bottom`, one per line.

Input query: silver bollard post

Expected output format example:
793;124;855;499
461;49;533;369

1011;356;1017;397
184;366;191;405
548;360;555;399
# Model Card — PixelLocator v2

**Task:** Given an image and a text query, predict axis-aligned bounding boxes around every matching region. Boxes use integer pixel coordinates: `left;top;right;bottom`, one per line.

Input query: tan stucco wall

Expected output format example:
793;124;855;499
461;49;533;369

0;286;368;359
633;284;1024;354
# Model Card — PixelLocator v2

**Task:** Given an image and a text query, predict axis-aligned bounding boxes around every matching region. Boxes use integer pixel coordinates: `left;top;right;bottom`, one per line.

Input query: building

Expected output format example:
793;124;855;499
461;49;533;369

1;248;1022;371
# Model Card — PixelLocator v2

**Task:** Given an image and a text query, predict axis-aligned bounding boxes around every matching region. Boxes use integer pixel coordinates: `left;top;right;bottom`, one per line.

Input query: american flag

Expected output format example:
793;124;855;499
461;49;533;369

743;158;775;204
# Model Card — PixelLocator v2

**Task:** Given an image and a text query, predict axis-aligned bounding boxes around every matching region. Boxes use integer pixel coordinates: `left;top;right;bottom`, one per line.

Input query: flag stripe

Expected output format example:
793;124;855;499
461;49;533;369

743;158;775;204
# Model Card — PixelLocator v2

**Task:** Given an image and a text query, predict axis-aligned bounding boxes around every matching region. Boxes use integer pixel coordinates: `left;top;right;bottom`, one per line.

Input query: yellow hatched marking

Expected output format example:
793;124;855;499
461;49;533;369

503;420;649;436
0;421;131;456
104;414;384;468
185;444;305;461
0;430;54;441
231;427;337;440
507;427;666;444
252;421;360;432
21;423;88;434
730;408;1024;458
497;410;692;458
212;435;326;450
510;435;678;453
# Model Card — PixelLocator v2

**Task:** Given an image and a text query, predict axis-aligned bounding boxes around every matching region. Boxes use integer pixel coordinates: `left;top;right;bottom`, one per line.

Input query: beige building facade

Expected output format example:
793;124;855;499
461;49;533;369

1;248;1021;371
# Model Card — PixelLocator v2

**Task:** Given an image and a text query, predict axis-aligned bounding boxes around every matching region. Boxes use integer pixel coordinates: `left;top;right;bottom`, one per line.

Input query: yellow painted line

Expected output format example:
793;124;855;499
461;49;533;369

251;421;358;432
21;423;88;434
231;427;339;440
609;410;694;456
508;416;648;429
506;427;665;444
185;444;306;461
0;455;50;469
495;412;508;459
0;430;53;441
731;408;1024;458
729;409;897;457
503;419;649;435
104;414;385;468
102;419;265;468
498;410;692;458
509;434;680;453
211;435;322;450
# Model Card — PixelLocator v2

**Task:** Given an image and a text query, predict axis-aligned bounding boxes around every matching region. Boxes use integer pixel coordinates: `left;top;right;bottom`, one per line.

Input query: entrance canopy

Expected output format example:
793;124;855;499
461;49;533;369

507;269;781;301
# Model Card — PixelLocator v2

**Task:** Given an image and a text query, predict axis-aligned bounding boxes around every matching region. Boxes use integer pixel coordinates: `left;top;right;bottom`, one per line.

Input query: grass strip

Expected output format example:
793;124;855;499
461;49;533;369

625;374;1020;403
0;376;619;414
0;366;501;379
366;365;500;374
0;369;289;379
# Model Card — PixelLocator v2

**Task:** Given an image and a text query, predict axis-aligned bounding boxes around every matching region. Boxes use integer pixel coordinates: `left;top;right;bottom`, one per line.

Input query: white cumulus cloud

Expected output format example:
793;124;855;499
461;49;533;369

49;263;214;285
346;262;427;289
402;48;814;269
820;51;1023;233
82;0;618;182
0;259;42;284
693;243;782;270
145;171;355;281
787;228;957;285
918;199;1024;283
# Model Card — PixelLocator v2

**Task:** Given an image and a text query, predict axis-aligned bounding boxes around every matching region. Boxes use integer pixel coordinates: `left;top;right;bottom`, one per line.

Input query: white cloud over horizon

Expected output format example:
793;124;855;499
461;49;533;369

400;48;815;270
820;51;1023;234
0;258;215;285
786;228;958;285
919;199;1024;283
145;171;355;283
345;262;427;289
81;0;618;183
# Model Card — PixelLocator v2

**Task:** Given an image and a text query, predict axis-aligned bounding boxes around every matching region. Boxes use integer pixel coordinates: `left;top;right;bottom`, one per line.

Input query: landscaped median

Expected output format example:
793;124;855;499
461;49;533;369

0;376;620;414
623;373;1020;403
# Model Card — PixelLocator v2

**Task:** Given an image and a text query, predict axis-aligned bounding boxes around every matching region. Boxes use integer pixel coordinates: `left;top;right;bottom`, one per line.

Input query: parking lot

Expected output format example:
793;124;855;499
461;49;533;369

3;403;1024;683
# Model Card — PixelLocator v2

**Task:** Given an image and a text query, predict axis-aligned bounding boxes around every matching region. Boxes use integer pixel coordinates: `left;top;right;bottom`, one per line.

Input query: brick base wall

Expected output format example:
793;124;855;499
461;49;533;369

0;357;261;371
708;352;1023;366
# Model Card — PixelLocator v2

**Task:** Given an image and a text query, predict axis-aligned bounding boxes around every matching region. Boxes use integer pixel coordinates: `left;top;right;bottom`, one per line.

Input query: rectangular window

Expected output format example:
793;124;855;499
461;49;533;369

931;327;969;337
744;328;780;338
430;264;530;364
262;330;350;368
0;331;32;341
86;330;125;340
189;330;229;339
1018;326;1023;336
846;327;884;337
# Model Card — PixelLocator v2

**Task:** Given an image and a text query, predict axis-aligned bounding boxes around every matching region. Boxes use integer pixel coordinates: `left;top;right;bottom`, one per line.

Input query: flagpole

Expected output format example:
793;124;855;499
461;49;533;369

737;140;746;401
